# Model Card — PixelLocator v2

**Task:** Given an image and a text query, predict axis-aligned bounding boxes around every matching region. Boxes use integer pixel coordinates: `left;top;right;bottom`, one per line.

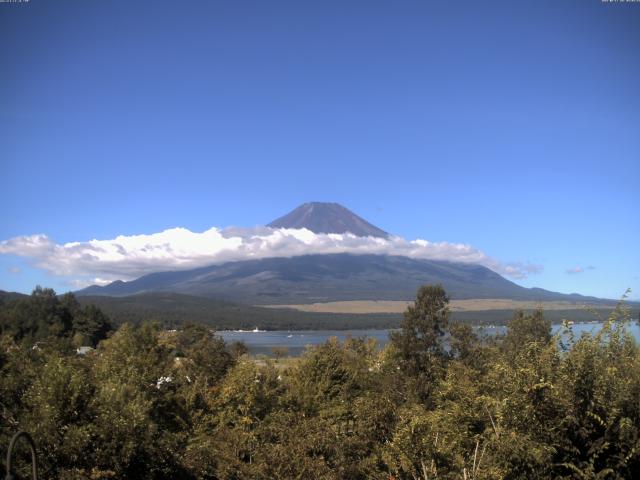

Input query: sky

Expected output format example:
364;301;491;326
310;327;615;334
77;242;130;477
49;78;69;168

1;0;639;300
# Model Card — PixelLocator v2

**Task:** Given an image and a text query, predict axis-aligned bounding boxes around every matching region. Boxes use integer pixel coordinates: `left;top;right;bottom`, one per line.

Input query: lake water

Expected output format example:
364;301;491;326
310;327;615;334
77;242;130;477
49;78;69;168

218;322;640;356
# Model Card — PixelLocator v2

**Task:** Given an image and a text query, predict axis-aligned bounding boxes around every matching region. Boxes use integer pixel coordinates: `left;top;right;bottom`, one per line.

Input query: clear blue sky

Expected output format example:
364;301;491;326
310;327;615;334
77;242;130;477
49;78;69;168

1;0;639;300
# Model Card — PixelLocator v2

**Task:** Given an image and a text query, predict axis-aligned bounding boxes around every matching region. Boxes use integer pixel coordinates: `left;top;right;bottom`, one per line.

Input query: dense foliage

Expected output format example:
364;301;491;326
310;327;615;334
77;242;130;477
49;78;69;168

1;286;639;479
0;287;112;347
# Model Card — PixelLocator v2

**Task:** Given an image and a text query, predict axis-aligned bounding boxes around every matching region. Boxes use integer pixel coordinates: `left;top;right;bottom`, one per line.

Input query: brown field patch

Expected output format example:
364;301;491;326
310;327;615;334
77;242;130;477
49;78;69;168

259;299;616;314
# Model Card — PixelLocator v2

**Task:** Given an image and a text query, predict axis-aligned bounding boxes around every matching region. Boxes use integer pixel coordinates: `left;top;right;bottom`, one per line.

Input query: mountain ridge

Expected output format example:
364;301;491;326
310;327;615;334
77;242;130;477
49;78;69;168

76;203;616;307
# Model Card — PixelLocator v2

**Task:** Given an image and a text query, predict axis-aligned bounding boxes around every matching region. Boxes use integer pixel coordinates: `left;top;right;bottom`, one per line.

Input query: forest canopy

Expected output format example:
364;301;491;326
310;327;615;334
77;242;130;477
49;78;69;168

0;285;638;479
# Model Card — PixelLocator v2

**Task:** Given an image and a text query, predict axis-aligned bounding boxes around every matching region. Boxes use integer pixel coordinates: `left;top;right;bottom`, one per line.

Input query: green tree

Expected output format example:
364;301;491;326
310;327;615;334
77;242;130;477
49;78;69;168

72;304;113;347
288;337;375;416
89;323;188;479
502;309;552;355
390;284;450;404
185;359;283;478
22;354;95;479
551;307;640;478
2;287;73;342
0;288;111;347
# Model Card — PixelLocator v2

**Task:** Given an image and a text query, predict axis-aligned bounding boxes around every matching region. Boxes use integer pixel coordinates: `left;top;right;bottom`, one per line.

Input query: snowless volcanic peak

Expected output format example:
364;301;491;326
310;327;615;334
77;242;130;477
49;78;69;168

267;202;389;238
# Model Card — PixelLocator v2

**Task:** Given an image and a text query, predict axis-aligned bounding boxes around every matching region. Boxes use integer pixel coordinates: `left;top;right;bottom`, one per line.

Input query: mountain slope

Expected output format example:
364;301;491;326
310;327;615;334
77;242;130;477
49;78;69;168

77;253;605;305
268;202;389;238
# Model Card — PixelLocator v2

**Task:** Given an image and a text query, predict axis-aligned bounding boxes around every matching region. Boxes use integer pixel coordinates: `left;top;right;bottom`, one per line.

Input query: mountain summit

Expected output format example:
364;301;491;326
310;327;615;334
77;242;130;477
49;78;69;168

268;202;389;238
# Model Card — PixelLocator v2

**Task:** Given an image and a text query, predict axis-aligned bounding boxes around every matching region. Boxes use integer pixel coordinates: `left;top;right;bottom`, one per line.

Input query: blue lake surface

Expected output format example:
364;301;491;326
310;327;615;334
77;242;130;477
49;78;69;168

219;322;640;356
220;329;392;356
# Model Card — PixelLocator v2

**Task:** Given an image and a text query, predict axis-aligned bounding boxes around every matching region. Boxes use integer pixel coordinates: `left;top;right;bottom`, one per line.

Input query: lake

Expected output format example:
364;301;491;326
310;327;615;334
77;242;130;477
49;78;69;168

219;322;640;356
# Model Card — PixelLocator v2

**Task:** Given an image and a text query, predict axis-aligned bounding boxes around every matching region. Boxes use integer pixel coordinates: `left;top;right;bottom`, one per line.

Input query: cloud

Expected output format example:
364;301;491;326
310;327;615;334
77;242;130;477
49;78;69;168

7;266;21;274
500;262;544;280
566;266;584;275
565;265;595;275
0;226;543;285
68;277;117;289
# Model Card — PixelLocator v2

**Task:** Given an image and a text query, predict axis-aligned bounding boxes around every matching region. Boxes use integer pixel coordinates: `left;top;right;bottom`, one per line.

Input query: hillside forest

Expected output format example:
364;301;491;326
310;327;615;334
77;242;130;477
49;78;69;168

0;285;639;479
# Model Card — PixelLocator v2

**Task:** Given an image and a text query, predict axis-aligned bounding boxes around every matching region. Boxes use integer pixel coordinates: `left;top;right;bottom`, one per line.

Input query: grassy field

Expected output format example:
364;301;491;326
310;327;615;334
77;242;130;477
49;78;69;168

260;298;620;314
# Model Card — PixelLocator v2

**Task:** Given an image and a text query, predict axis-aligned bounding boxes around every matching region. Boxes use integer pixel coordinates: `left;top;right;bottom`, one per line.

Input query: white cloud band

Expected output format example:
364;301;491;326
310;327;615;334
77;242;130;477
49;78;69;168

0;226;542;287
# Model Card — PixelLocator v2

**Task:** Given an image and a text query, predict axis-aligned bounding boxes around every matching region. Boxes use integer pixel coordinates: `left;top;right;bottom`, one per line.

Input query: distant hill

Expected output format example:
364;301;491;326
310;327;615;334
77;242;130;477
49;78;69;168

76;292;632;330
77;253;608;305
0;290;27;303
268;202;389;238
